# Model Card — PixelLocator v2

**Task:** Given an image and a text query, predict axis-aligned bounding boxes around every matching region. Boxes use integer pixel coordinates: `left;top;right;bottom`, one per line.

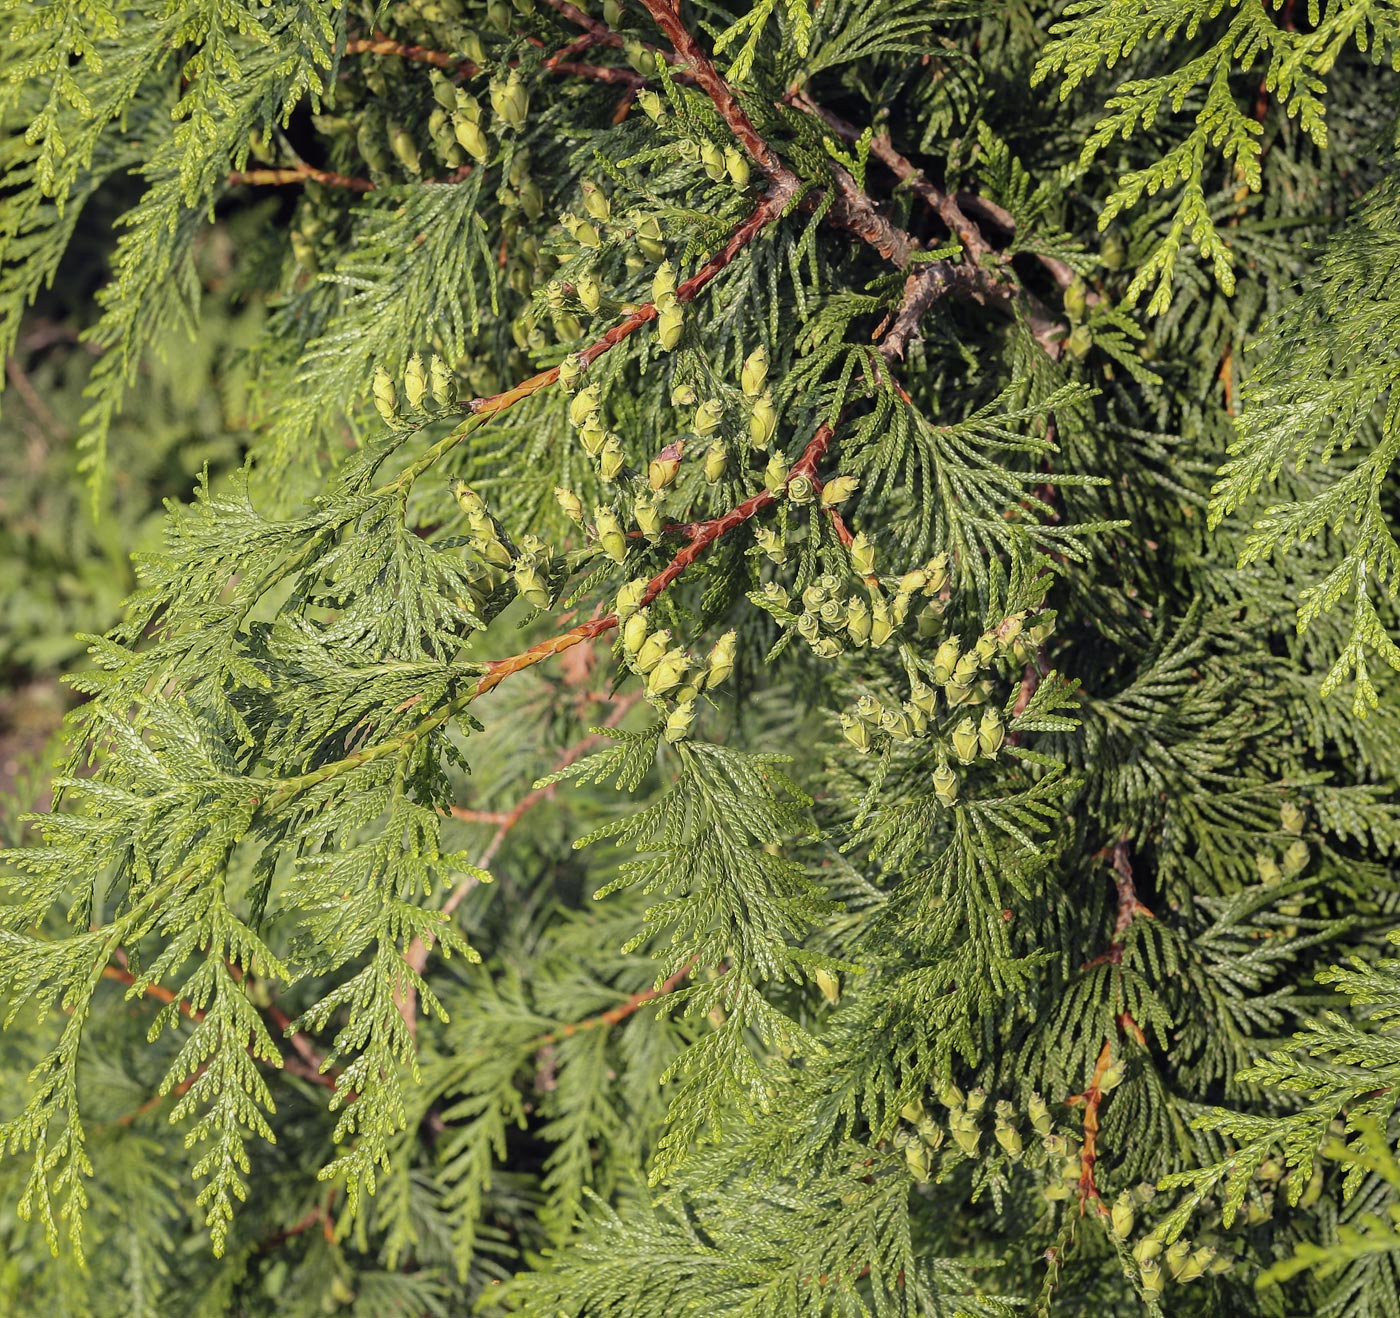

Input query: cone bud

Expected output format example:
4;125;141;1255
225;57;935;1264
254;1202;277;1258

555;487;585;523
373;365;398;422
695;399;725;437
648;440;685;491
932;760;958;806
724;145;750;188
704;443;728;483
707;631;736;687
740;345;769;397
664;699;697;744
594;506;627;562
821;475;859;506
748;393;778;448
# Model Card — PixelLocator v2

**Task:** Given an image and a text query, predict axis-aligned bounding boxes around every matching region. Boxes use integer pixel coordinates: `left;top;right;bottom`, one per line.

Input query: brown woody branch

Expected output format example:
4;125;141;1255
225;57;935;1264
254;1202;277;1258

396;691;644;1033
474;419;835;699
227;164;377;193
1068;840;1154;1211
534;955;697;1048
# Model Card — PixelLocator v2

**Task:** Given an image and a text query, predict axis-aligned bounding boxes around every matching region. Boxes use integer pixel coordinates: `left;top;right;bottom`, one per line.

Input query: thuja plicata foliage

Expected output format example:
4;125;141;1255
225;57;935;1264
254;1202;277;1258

4;0;1400;1313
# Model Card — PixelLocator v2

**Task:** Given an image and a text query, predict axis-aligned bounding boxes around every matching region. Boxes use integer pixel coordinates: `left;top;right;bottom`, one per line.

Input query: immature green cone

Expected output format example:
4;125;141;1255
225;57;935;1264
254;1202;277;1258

846;595;871;646
624;37;656;75
562;212;601;249
404;353;428;410
840;713;871;752
994;1118;1023;1160
635;215;665;260
880;706;912;741
704;443;727;483
755;526;786;565
652;260;677;302
905;1141;932;1184
513;561;550;609
950;1113;981;1158
932;636;961;685
578;418;607;456
450;480;486;520
648;440;684;490
1256;851;1283;885
430;70;457;112
1098;1060;1126;1092
849;532;876;577
1281;837;1309;877
599;435;626;482
453;116;490;162
594;506;627;563
429;354;456;407
951;652;980;687
491;71;529;132
869;595;894;647
646;649;688;697
924;552;950;595
388;120;421;174
951;717;979;765
788;474;816;505
748;394;777;449
1111;1191;1135;1239
694;399;725;437
558;353;586;392
1164;1238;1191;1279
1280;801;1305;834
932;760;958;806
670;382;697;407
1134;1235;1164;1265
569;383;601;426
664;699;697;744
633;628;671;675
724;146;750;188
1028;1092;1052;1137
633;492;662;543
576;272;602;313
555;487;584;524
706;631;736;687
657;296;684;350
372;366;398;422
821;475;859;506
1138;1261;1164;1301
741;344;769;397
978;709;1004;758
1064;279;1088;324
814;967;841;1004
638;88;665;122
622;609;649;656
700;139;727;181
580;180;610;222
764;454;788;494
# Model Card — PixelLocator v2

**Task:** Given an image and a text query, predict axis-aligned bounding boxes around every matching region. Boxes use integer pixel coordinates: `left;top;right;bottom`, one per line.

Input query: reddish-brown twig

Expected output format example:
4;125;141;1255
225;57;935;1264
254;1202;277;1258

396;691;644;1033
1068;840;1153;1210
474;420;834;698
535;955;697;1047
227;164;376;193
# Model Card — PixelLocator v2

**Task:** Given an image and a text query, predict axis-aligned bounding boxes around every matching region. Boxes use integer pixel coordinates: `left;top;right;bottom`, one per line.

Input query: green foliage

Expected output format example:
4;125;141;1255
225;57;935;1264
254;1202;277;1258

0;0;1399;1314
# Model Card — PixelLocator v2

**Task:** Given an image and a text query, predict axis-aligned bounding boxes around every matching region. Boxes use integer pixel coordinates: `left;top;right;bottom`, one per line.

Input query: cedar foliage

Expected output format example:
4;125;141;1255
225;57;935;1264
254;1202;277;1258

2;1;1400;1313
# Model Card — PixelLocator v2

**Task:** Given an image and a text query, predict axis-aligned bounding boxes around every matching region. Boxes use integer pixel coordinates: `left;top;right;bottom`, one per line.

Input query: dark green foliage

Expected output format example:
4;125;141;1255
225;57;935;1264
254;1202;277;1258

2;1;1400;1314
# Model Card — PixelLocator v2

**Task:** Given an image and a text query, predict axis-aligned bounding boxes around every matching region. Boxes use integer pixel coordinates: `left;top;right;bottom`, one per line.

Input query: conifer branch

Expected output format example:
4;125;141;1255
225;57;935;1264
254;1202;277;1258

533;955;697;1047
226;165;376;193
344;36;461;69
474;420;835;697
397;690;643;1032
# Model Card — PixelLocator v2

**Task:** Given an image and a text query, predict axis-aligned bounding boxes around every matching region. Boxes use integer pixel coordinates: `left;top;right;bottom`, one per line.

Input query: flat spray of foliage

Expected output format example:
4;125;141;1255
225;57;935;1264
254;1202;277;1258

2;1;1400;1314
